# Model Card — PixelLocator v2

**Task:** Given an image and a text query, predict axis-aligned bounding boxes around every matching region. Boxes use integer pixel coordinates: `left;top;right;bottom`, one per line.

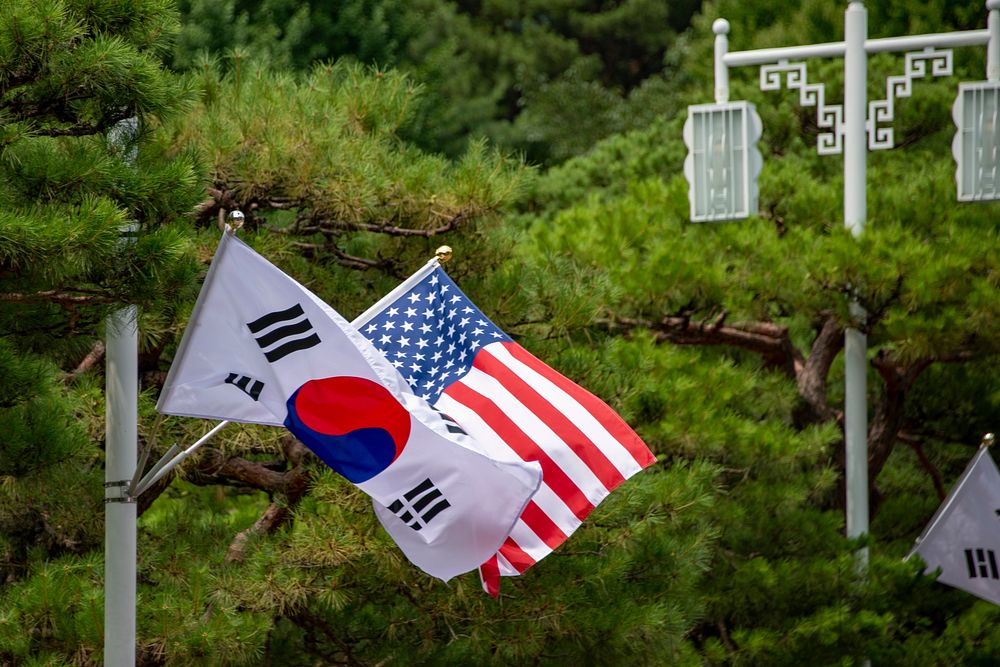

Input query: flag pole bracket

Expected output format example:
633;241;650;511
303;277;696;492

104;480;136;504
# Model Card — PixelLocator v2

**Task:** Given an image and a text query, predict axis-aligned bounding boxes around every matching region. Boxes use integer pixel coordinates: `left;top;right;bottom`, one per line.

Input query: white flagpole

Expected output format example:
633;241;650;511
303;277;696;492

104;117;139;667
133;420;230;496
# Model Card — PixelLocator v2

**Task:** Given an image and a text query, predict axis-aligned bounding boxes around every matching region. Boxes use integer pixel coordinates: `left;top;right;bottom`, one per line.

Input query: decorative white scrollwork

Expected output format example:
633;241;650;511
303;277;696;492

868;48;952;150
760;60;844;155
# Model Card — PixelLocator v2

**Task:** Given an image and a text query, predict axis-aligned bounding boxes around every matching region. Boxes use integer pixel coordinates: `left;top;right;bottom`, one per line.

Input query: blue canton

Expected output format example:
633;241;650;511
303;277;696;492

362;267;512;402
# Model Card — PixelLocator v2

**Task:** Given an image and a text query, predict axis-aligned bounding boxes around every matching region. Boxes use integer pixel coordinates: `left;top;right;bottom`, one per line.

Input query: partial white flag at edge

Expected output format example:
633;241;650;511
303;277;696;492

909;445;1000;606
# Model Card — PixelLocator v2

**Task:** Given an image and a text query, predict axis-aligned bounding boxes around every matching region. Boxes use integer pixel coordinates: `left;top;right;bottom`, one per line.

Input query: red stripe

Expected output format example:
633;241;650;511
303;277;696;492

499;537;535;574
479;555;501;598
445;382;595;522
472;348;627;491
519;501;568;551
503;343;656;468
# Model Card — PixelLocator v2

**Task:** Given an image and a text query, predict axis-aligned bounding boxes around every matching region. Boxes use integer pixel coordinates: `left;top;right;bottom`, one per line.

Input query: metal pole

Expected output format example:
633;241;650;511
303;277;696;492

105;303;137;666
714;19;731;104
105;119;139;667
844;1;869;568
988;0;1000;82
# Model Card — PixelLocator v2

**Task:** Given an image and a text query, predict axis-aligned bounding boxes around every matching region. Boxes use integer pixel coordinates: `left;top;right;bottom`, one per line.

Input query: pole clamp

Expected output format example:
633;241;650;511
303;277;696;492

104;480;136;504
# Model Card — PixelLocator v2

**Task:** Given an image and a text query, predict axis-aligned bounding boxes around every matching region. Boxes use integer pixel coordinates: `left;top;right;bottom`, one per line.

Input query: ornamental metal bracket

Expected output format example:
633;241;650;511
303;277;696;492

760;60;844;155
868;47;953;150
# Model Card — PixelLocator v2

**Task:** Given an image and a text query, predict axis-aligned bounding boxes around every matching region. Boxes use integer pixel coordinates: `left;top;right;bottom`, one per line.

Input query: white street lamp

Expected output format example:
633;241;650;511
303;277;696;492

686;0;1000;569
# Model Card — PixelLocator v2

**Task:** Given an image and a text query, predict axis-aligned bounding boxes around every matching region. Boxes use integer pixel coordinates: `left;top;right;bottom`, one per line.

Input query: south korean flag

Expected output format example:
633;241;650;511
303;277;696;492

157;231;542;581
909;443;1000;606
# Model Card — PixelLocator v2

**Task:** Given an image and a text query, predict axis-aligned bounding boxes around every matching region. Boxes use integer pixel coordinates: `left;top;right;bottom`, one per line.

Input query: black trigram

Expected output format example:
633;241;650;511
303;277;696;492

965;548;1000;579
387;478;451;531
225;373;264;401
246;303;321;362
435;410;466;436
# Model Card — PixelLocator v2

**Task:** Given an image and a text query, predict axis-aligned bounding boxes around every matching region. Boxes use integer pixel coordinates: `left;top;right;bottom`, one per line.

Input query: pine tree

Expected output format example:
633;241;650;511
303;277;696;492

0;1;202;663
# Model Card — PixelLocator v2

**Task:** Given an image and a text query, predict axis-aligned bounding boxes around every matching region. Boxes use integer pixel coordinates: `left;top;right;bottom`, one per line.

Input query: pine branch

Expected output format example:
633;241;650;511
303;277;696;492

63;341;105;384
898;431;946;501
609;312;799;377
795;316;843;424
0;290;115;306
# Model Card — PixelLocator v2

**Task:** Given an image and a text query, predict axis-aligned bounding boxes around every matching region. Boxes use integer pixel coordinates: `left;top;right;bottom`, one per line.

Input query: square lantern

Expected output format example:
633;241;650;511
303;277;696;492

683;101;763;222
953;81;1000;202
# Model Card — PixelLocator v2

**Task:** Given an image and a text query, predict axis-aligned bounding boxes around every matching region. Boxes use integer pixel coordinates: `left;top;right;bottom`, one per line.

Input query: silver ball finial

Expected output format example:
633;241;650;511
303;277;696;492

713;18;730;35
227;210;245;231
983;433;995;447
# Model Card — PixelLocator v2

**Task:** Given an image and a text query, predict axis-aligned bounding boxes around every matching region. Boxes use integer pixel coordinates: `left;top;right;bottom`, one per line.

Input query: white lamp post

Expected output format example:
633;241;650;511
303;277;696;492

685;0;1000;566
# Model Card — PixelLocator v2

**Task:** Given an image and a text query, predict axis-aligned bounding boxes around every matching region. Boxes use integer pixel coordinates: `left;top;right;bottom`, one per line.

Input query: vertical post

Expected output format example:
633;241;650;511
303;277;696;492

714;19;731;104
105;118;139;667
988;0;1000;82
843;1;869;568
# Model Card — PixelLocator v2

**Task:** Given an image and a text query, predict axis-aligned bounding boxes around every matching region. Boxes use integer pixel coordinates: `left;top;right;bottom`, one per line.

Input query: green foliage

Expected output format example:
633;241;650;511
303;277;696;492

6;0;1000;665
170;0;703;164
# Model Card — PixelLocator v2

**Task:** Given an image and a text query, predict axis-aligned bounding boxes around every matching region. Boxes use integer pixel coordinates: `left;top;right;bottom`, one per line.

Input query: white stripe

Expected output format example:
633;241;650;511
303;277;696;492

437;393;585;536
487;343;643;479
507;522;551;563
531;486;584;536
457;367;611;504
496;552;518;577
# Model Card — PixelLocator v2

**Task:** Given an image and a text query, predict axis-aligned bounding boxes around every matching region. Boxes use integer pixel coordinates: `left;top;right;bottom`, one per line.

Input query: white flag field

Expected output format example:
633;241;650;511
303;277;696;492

156;231;542;581
909;445;1000;606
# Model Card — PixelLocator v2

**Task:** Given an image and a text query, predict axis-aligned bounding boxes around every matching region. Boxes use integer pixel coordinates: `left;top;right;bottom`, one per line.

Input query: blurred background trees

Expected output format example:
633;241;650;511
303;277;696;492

2;0;1000;665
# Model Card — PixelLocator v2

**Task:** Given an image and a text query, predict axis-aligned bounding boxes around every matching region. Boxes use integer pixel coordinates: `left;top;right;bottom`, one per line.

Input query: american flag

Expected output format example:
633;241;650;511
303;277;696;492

355;261;655;595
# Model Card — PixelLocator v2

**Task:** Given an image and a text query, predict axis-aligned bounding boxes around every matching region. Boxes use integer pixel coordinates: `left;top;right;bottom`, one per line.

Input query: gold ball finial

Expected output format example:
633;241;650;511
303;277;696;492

983;433;995;447
435;245;453;263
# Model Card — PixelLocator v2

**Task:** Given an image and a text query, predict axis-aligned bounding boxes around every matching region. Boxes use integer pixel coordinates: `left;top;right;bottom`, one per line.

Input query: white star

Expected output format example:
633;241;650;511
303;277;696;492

459;317;470;328
430;274;439;286
447;326;456;336
428;366;439;376
462;306;473;314
416;338;429;349
392;360;403;368
458;333;467;344
425;292;436;303
450;295;461;303
431;351;442;362
388;307;399;317
434;335;445;346
414;352;426;361
458;350;468;362
444;359;455;369
365;323;377;333
407;376;418;385
380;334;391;344
395;350;407;358
441;285;450;293
470;339;481;350
423;308;435;318
383;320;396;331
477;319;488;327
407;292;421;304
492;331;503;338
419;322;432;334
447;343;456;354
402;321;414;332
405;307;417;317
397;336;410;347
409;363;421;373
472;327;484;336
